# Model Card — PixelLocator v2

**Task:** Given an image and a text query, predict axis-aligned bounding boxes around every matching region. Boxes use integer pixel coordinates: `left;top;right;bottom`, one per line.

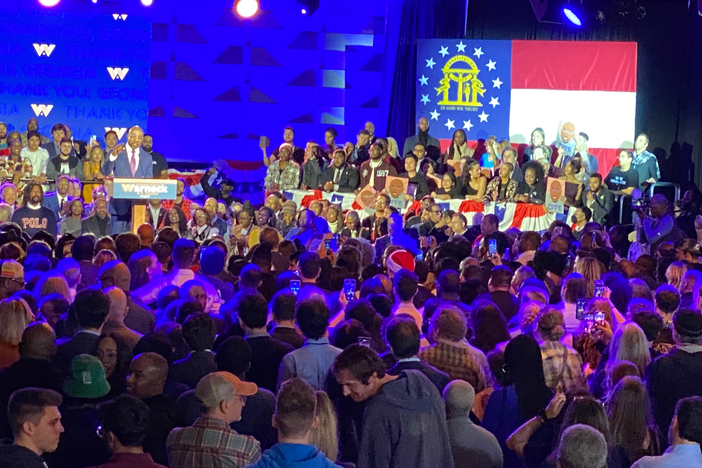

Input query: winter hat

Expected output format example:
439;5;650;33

0;260;24;281
64;354;110;399
673;309;702;338
387;250;415;276
282;200;297;215
200;246;226;275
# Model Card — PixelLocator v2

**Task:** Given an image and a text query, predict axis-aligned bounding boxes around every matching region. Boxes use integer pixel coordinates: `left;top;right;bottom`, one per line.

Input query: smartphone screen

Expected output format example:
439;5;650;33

324;239;331;251
290;280;301;294
488;238;497;256
357;337;371;347
343;279;356;301
576;299;587;320
594;312;605;325
594;280;605;297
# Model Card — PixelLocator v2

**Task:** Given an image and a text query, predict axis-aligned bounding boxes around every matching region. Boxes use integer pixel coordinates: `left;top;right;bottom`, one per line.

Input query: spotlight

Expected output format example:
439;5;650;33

234;0;259;18
562;5;583;26
141;0;153;5
297;0;319;16
38;0;61;6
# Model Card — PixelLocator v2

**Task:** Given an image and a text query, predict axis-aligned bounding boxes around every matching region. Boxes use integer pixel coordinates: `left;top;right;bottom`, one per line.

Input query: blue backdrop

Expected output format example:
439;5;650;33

0;10;151;146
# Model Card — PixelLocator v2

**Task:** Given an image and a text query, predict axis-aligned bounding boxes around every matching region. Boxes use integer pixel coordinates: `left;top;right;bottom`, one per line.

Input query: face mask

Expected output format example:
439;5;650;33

571;215;578;224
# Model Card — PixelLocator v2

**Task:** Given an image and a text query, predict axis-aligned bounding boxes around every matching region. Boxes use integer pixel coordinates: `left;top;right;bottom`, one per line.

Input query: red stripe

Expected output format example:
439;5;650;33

458;200;485;213
510;203;547;230
511;40;637;92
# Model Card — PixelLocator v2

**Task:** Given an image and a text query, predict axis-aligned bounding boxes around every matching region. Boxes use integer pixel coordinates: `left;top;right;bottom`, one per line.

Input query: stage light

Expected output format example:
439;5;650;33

562;6;583;26
38;0;61;7
297;0;319;16
235;0;259;18
141;0;154;6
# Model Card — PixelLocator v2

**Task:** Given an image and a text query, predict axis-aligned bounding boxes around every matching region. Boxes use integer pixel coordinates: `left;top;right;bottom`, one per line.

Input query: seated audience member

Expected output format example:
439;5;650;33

12;183;57;239
631;396;702;468
418;305;489;392
384;315;450;392
166;372;260;468
126;352;181;466
89;394;167;468
556;425;608;468
170;313;217;389
42;174;70;221
278;299;342;391
82;198;111;238
514;163;545;204
358;142;398;192
463;160;488;201
0;388;64;468
398;153;430;200
54;289;111;377
237;292;294;392
606;149;640;195
484;162;518;203
320;148;359;193
432;172;462;200
264;144;301;192
443;380;503;468
269;290;305;349
247;378;340;468
333;344;453;468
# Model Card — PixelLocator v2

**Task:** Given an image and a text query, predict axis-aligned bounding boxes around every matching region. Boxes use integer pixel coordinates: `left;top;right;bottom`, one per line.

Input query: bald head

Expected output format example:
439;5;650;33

105;286;128;323
100;260;131;292
443;380;475;418
127;352;169;399
20;322;57;361
137;224;155;247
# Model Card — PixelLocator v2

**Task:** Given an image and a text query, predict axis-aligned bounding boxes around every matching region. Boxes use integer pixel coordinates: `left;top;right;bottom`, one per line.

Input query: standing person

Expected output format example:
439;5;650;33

101;126;153;235
11;182;57;239
46;138;84;190
333;345;454;468
201;167;238;207
161;179;193;222
247;378;342;468
264;144;301;192
581;173;614;226
43;174;71;221
83;146;105;203
402;117;441;159
141;134;168;179
0;388;64;468
166;372;260;468
20;118;50;146
42;124;75;159
21;131;49;185
605;150;639;195
632;133;661;189
320;149;359;193
574;132;599;176
358;142;398;192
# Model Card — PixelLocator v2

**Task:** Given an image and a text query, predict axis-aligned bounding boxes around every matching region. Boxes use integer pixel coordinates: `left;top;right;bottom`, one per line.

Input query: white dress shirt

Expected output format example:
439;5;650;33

110;146;140;175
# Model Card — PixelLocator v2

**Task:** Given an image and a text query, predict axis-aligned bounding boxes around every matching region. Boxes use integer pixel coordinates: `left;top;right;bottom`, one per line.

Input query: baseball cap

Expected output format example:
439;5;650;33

0;260;24;281
673;308;702;338
196;372;257;409
64;354;110;399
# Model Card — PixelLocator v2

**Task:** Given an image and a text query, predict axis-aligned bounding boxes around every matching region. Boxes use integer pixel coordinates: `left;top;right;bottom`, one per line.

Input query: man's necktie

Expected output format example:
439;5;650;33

130;149;137;177
334;168;340;184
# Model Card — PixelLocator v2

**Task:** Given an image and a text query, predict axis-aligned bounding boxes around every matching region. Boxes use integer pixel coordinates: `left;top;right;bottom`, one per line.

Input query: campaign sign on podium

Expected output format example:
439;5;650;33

107;179;177;234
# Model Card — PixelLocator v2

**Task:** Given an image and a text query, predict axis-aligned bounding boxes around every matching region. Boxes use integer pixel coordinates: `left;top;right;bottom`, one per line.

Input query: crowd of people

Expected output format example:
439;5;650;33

0;118;700;468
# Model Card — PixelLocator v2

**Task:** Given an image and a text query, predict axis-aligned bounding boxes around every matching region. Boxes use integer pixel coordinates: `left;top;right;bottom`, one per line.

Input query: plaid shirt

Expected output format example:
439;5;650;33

418;341;489;392
162;198;193;221
539;340;586;393
265;160;301;191
167;417;261;468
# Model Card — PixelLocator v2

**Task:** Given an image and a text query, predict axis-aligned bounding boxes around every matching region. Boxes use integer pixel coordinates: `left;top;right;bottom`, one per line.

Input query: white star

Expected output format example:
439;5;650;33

473;47;484;58
492;77;503;89
478;111;489;122
486;59;497;71
444;119;455;130
489;97;500;108
438;46;449;57
420;94;430;105
430;110;440;121
463;120;473;131
418;75;428;85
426;58;436;69
456;41;466;53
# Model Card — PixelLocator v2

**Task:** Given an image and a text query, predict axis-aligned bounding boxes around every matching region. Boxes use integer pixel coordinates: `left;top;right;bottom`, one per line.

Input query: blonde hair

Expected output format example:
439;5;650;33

574;256;606;298
33;272;69;304
312;391;338;462
666;261;688;291
0;298;34;345
94;249;117;269
386;137;400;158
606;322;650;376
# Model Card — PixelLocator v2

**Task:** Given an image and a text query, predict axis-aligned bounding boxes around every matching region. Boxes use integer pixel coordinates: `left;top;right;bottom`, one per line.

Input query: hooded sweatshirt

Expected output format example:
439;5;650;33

0;442;49;468
357;370;454;468
246;443;341;468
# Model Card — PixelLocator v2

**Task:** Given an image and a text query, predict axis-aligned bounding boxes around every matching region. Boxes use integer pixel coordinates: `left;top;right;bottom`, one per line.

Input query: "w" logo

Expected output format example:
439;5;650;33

107;67;129;80
104;127;128;139
31;104;54;117
112;14;128;20
33;44;56;57
122;184;135;193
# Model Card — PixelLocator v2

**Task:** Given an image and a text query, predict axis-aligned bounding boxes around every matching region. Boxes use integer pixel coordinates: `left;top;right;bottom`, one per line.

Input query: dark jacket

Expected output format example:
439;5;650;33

246;335;294;393
581;187;615;226
271;326;305;350
170;350;218;389
398;172;430;200
357;370;454;468
81;215;111;238
320;164;359;193
78;260;100;292
46;155;85;189
142;394;181;467
54;331;100;377
0;443;48;468
475;290;520;322
387;360;450;393
124;298;156;335
44;400;110;468
248;443;342;468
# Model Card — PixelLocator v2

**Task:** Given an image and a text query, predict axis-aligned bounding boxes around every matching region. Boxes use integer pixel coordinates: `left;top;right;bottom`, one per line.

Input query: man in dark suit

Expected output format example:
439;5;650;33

81;198;111;238
54;289;110;378
101;126;153;234
581;172;614;226
170;313;218;389
402;116;441;161
475;265;520;323
320;149;360;193
238;291;293;393
385;315;450;393
99;260;155;335
42;174;71;220
42;123;76;159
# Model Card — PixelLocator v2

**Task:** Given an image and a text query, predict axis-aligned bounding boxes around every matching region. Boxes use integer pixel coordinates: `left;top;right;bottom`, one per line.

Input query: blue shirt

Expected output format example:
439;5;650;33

631;444;702;468
277;337;342;391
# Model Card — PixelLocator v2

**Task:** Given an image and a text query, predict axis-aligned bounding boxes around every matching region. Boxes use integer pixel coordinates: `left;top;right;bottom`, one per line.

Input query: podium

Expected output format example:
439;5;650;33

106;178;177;234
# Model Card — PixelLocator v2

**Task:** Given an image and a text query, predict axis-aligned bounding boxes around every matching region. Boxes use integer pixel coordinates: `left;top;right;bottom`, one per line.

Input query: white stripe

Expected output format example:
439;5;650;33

508;89;636;149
